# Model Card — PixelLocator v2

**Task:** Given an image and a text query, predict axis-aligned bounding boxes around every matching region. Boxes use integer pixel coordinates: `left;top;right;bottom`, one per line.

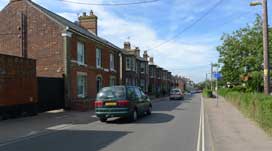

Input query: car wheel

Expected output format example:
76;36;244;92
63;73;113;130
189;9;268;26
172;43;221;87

99;117;107;122
147;106;152;115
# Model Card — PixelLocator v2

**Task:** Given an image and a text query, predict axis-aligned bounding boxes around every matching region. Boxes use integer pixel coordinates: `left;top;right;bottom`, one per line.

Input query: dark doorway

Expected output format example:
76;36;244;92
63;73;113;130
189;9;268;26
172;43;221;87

37;77;64;112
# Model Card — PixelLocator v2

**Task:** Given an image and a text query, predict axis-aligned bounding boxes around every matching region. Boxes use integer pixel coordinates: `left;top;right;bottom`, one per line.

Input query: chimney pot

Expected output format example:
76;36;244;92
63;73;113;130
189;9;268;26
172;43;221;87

143;51;148;61
79;11;98;35
124;42;131;50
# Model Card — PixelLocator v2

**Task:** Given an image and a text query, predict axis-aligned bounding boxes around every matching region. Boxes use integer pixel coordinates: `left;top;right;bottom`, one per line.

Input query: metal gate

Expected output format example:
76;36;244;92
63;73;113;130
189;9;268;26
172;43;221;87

37;77;64;112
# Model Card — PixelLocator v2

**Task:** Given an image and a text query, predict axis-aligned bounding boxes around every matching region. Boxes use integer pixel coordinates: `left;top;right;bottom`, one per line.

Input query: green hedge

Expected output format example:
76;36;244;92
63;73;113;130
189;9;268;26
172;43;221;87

203;89;213;98
218;88;272;135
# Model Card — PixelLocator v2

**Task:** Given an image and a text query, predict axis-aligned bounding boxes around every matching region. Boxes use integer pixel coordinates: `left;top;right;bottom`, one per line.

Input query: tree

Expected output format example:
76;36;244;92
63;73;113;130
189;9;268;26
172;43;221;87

217;15;267;92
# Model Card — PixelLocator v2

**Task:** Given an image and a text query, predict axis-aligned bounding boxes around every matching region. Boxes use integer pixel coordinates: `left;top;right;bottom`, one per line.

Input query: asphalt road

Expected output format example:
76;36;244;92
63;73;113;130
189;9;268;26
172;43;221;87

0;94;201;151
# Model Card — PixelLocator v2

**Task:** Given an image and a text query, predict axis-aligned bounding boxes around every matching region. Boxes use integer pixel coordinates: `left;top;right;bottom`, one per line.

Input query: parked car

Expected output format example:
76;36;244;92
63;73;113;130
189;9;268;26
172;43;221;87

95;86;152;122
169;88;184;100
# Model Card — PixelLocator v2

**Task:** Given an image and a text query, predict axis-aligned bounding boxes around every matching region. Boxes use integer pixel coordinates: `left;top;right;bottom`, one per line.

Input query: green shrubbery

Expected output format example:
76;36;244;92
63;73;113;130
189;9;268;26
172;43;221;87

202;89;213;98
218;88;272;135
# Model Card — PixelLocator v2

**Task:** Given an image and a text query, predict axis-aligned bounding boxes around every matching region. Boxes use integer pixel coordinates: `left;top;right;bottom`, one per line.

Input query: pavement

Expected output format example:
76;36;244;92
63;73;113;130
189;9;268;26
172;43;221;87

0;95;202;151
204;96;272;151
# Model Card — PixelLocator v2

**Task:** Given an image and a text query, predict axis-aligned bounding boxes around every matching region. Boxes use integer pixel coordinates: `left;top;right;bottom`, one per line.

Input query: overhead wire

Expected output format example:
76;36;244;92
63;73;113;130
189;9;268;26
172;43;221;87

58;0;160;6
148;0;225;51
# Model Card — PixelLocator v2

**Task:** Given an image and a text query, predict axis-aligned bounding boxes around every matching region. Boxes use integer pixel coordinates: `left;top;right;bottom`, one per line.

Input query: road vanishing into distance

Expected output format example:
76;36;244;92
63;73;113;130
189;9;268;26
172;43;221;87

0;94;202;151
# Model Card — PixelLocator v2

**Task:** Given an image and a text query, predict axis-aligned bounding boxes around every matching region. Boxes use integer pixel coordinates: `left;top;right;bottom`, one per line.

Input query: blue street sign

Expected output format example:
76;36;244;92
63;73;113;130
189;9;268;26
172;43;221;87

213;72;222;80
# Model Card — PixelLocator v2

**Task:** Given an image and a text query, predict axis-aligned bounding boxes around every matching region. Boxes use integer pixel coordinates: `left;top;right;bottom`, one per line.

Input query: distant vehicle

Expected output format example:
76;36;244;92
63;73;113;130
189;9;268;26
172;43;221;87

169;88;184;100
95;86;152;122
196;89;203;93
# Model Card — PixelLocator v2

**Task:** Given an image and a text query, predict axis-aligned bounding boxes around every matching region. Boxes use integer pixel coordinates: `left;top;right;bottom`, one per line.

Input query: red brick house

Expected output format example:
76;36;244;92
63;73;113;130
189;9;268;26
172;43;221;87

0;0;122;110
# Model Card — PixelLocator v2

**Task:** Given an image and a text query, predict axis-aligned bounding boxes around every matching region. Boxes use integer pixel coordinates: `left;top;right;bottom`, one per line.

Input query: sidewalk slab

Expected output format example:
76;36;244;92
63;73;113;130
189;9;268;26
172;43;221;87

204;97;272;151
0;110;96;144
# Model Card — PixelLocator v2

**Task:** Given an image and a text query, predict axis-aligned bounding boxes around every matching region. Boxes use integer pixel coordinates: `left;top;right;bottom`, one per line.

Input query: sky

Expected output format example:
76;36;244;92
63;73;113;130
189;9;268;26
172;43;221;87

1;0;272;82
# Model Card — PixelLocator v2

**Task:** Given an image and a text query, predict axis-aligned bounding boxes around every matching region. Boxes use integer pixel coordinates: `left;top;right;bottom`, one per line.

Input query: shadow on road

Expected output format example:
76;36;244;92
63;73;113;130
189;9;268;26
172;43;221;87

106;113;174;124
0;130;131;151
152;101;183;111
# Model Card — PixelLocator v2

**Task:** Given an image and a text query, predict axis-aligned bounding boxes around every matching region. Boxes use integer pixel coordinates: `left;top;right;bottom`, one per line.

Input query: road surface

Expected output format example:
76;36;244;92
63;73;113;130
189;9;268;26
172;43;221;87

0;94;202;151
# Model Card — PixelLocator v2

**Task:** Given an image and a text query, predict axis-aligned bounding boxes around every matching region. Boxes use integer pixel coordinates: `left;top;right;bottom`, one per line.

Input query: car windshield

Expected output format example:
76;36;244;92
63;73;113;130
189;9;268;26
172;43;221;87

97;86;126;100
171;89;181;93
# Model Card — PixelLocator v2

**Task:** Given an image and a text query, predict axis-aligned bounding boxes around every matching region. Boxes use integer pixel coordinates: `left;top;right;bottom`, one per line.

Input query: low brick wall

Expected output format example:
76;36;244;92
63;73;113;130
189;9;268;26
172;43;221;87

0;54;37;107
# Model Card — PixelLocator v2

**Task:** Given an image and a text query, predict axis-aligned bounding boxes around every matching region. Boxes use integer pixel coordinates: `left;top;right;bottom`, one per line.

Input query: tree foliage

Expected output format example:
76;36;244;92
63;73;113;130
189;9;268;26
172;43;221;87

217;15;272;92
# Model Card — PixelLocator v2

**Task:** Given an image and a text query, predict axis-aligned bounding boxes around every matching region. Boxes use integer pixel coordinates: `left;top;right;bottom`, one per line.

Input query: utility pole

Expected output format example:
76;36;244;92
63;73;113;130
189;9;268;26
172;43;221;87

205;73;208;89
262;0;270;95
211;63;213;91
250;0;270;95
216;66;219;107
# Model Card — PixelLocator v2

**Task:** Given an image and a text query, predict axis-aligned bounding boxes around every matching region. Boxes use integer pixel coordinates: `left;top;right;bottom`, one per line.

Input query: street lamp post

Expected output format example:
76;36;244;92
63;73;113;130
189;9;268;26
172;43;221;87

250;0;270;95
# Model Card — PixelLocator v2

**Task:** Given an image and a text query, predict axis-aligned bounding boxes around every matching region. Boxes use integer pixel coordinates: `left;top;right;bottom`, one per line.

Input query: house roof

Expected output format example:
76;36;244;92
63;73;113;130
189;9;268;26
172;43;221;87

27;0;122;52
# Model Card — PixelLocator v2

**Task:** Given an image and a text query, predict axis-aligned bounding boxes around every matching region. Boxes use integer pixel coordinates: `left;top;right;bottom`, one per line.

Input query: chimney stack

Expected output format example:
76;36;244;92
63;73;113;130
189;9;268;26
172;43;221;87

124;41;131;50
78;10;98;35
135;47;140;57
143;51;148;61
149;57;154;64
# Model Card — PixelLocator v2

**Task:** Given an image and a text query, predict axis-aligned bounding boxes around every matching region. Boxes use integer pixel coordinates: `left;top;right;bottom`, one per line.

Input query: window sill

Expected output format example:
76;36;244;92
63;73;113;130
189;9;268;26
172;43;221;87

110;69;116;72
78;63;88;67
77;95;87;99
96;66;103;70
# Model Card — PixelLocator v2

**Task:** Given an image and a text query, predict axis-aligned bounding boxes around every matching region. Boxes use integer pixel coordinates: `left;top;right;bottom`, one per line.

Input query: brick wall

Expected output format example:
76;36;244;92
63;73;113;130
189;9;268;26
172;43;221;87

0;0;64;78
69;34;120;110
0;54;37;106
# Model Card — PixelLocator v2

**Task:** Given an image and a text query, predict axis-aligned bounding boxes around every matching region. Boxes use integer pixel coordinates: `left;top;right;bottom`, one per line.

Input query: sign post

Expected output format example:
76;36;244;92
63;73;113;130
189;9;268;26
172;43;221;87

213;72;222;107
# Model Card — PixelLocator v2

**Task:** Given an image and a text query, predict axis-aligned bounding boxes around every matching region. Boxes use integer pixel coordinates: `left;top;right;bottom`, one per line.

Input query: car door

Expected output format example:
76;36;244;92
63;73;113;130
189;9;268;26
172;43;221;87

134;87;145;115
139;89;150;111
127;86;138;109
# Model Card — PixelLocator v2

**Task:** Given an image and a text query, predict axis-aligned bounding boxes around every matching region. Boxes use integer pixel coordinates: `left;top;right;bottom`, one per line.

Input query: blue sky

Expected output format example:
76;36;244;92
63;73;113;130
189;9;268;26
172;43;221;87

1;0;272;82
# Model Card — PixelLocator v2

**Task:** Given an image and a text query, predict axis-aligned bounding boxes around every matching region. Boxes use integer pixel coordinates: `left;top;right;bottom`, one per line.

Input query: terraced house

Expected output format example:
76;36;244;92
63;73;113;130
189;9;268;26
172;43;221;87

0;0;121;110
121;42;149;92
0;0;176;111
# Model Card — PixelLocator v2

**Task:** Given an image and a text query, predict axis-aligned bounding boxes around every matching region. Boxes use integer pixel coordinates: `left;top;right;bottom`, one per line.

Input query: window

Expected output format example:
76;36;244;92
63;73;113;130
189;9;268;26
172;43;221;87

110;53;114;71
96;76;103;93
97;86;126;100
125;78;129;85
127;87;136;100
77;73;87;98
126;57;131;71
132;59;136;71
110;76;116;86
140;79;145;88
134;87;142;100
77;42;85;64
141;63;145;73
96;48;102;68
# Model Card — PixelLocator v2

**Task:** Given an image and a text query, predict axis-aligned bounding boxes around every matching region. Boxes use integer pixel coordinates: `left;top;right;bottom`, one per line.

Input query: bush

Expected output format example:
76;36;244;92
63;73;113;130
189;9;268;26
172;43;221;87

219;88;272;135
203;89;213;98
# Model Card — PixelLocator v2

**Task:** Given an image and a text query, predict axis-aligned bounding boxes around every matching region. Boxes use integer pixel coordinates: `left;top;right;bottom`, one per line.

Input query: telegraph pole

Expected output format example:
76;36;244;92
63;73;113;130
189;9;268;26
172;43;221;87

211;63;213;91
250;0;270;95
262;0;270;95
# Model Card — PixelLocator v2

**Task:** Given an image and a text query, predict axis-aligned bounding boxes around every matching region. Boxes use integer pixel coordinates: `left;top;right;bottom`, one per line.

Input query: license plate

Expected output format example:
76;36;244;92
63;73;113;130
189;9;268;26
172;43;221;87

105;102;117;106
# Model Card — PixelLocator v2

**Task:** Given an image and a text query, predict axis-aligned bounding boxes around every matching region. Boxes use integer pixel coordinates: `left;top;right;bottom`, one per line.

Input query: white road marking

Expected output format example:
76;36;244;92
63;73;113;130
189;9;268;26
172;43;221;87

197;97;202;151
201;96;205;151
197;96;205;151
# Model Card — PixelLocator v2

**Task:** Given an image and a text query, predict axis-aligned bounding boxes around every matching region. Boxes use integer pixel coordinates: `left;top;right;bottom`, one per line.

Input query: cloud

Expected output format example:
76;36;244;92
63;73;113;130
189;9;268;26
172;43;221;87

0;0;8;9
0;0;219;82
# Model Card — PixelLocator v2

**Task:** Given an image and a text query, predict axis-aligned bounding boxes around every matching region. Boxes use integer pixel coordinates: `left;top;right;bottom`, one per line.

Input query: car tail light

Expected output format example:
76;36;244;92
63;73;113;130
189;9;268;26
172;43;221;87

117;100;129;107
95;101;103;107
